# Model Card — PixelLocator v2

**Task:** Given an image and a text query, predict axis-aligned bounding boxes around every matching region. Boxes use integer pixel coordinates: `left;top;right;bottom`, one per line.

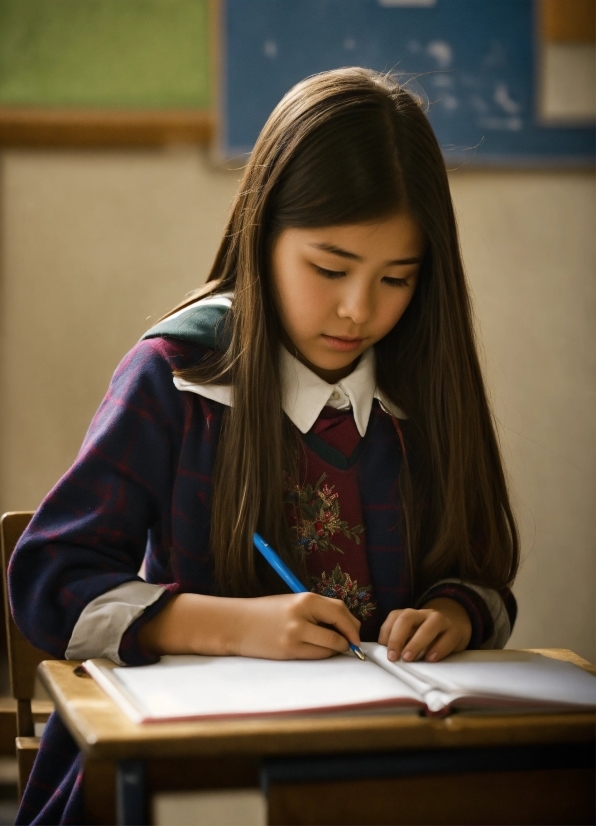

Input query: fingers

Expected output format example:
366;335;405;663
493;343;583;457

397;614;451;662
301;621;352;655
381;608;459;663
302;593;361;648
423;628;461;663
386;608;430;661
293;641;345;660
240;594;361;661
378;609;405;646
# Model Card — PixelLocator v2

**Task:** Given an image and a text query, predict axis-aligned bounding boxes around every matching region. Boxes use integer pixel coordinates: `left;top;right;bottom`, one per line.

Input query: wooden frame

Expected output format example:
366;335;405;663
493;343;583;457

536;0;596;126
0;1;219;148
540;0;596;43
0;108;214;149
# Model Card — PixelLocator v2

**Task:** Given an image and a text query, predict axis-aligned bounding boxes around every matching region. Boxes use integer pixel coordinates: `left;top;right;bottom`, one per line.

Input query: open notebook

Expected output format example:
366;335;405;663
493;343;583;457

84;643;596;724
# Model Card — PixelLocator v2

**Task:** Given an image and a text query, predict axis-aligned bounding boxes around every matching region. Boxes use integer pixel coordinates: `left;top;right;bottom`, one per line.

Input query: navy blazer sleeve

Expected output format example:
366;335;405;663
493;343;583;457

7;338;196;662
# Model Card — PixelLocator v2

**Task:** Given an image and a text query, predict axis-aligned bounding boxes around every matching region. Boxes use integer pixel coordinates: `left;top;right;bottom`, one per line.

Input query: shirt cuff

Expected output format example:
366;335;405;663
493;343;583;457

65;580;168;665
416;579;515;649
118;584;180;665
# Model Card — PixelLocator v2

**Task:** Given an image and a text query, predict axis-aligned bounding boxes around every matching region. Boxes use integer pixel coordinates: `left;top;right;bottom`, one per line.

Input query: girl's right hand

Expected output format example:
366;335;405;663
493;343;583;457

139;591;361;660
231;592;362;660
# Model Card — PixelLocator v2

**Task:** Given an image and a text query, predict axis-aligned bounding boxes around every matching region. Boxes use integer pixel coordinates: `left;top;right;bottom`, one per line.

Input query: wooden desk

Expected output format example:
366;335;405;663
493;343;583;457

38;649;596;826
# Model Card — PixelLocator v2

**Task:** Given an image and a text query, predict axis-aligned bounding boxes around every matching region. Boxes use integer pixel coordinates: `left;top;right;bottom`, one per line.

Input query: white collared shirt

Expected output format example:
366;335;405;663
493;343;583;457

174;337;406;435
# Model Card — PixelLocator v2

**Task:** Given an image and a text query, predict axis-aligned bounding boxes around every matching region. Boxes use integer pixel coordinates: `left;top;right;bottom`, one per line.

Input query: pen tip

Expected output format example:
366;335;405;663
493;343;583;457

353;647;366;661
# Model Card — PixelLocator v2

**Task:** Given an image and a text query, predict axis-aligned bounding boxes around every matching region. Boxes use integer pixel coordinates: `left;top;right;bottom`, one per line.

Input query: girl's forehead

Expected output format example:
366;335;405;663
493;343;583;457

282;214;425;257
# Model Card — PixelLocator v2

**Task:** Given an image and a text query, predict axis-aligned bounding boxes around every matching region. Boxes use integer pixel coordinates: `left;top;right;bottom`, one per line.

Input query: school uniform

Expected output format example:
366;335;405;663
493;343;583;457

10;293;516;824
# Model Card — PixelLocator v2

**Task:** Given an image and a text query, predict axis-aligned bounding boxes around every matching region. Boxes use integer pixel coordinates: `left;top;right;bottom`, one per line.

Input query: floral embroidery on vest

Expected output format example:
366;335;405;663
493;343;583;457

311;564;376;620
284;472;364;557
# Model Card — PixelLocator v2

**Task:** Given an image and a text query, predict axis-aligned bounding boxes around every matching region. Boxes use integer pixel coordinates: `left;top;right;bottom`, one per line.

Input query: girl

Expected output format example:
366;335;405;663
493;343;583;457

11;67;518;824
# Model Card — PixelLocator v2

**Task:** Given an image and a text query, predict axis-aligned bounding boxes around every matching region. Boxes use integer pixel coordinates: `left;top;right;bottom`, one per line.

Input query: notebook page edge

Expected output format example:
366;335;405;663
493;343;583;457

84;659;149;724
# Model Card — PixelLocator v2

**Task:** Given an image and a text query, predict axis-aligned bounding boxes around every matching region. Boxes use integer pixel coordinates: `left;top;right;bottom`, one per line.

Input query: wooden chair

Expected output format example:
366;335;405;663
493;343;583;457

1;512;54;798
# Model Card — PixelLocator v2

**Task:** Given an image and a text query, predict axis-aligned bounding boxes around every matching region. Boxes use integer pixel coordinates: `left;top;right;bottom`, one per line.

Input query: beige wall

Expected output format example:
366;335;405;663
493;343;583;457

449;170;594;662
0;147;240;510
0;148;594;662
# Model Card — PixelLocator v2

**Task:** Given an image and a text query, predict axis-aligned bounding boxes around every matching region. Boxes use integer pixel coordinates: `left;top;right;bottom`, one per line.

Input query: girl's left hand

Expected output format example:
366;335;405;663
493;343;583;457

378;597;472;663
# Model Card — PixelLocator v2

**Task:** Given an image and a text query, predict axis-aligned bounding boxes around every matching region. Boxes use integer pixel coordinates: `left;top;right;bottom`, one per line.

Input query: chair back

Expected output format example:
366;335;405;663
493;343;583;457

0;512;54;736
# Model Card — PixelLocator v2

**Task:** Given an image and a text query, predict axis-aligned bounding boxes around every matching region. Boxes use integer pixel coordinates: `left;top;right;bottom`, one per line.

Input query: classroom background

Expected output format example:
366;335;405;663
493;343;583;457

0;0;593;668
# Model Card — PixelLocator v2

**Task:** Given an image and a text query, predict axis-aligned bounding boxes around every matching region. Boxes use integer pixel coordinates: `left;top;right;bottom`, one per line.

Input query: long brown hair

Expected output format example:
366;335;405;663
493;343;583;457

172;67;519;597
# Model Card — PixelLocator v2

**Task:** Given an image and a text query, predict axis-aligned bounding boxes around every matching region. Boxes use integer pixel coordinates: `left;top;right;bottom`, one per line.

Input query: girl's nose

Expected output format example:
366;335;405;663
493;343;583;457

336;284;372;325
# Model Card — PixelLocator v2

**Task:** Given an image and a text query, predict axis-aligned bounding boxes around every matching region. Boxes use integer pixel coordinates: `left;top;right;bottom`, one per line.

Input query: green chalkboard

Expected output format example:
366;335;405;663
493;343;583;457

0;0;211;109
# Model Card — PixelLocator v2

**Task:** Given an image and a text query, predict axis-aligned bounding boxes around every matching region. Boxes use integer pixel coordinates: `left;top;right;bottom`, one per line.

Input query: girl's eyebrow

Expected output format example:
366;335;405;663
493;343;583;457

308;241;423;266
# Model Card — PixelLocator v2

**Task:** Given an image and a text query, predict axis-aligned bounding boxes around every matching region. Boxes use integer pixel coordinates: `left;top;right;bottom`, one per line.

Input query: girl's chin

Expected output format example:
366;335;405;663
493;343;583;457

287;338;367;381
298;348;363;382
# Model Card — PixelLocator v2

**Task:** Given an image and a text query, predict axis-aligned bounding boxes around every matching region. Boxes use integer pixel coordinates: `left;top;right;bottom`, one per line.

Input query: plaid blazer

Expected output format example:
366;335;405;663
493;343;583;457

11;311;516;824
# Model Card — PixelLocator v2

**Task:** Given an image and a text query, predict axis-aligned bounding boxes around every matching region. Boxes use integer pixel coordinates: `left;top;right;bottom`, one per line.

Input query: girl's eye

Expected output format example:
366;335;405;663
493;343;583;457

383;276;410;288
314;266;345;279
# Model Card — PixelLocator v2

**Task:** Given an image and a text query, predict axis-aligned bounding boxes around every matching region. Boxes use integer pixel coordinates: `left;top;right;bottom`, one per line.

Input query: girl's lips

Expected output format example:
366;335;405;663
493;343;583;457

321;334;364;352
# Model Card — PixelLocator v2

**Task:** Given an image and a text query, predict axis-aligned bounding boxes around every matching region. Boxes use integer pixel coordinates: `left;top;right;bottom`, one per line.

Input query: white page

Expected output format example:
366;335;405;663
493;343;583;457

107;653;423;721
366;647;596;709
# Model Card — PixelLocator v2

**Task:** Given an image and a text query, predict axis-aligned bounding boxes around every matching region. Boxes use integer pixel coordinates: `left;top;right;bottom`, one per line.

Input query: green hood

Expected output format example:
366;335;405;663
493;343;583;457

142;294;232;351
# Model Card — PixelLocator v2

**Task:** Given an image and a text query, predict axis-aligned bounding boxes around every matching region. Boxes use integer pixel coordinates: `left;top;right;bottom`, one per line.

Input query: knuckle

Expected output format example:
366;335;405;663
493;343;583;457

285;619;301;641
335;598;351;615
428;610;444;624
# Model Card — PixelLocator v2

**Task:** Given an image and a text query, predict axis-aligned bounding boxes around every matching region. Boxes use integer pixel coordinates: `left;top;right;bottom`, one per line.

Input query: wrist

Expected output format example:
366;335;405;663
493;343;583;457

138;593;244;656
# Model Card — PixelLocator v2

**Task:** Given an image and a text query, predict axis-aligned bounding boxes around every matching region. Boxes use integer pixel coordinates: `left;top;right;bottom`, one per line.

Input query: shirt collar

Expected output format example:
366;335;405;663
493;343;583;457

281;346;376;436
173;339;405;434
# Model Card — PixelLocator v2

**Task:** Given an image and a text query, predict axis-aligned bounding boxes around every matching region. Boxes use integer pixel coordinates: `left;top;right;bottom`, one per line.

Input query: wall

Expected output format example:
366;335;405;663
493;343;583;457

0;146;240;509
450;170;594;661
0;148;593;661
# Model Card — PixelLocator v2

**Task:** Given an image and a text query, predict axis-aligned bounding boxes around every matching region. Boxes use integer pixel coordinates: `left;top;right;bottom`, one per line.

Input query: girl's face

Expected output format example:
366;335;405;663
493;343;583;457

270;211;425;384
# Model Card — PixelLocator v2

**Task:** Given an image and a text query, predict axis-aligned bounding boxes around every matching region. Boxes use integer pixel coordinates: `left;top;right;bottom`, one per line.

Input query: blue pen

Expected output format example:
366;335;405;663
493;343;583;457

253;532;366;661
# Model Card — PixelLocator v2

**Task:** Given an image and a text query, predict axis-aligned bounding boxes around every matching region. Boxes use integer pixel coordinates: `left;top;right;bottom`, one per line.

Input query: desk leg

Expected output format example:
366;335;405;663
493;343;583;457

116;760;147;826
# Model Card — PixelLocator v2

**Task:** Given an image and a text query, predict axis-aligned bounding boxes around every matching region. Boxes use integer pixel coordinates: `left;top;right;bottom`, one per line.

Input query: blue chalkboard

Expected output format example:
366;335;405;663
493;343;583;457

219;0;594;165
